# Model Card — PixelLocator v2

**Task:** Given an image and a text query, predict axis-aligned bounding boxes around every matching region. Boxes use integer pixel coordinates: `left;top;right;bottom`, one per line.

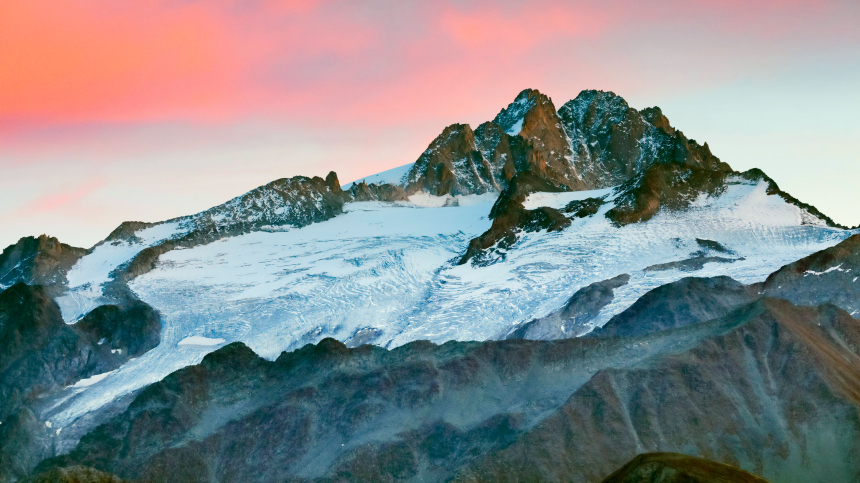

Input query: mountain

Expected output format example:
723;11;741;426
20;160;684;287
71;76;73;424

29;294;860;481
2;87;858;481
455;299;860;483
27;311;762;482
0;283;159;483
0;235;88;296
599;452;771;483
399;88;731;199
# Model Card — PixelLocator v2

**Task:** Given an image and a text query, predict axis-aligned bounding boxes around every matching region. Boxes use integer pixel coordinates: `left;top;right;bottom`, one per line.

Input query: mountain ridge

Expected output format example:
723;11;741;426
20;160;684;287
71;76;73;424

2;87;859;482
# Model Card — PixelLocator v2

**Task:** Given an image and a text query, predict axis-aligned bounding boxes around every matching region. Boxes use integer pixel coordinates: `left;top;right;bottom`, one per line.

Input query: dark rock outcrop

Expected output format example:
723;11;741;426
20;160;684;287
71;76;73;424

101;172;360;296
605;161;733;225
0;235;87;293
600;452;771;483
0;283;161;482
403;124;500;196
505;274;630;340
103;222;157;244
761;233;860;317
560;91;727;190
0;408;52;483
493;89;586;191
35;298;860;483
75;303;161;358
402;89;588;198
590;276;757;338
0;283;160;418
643;255;741;272
179;171;347;236
459;171;569;265
346;180;409;202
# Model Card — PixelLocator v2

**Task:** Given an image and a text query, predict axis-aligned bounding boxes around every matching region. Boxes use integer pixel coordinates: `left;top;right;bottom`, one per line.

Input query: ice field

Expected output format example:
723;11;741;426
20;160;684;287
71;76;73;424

47;177;853;427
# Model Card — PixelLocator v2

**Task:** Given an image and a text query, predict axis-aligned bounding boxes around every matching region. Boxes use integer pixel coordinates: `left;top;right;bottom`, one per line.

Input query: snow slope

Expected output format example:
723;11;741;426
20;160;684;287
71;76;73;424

342;163;414;189
56;222;185;322
47;178;853;428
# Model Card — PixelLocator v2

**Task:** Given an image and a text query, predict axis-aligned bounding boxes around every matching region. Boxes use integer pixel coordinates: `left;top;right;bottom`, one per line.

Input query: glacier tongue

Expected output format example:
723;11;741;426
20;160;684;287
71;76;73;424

56;222;186;323
49;181;853;428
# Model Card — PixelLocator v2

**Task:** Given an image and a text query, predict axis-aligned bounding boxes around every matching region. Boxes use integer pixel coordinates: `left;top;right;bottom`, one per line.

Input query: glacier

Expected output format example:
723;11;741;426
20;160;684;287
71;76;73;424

46;177;853;430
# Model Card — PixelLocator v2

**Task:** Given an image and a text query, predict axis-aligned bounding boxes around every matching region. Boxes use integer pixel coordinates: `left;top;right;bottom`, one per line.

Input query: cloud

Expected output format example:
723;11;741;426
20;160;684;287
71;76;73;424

1;0;857;133
7;178;106;218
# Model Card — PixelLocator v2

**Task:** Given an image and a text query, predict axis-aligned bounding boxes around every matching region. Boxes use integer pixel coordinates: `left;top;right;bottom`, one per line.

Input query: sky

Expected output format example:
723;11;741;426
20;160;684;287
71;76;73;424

1;0;859;249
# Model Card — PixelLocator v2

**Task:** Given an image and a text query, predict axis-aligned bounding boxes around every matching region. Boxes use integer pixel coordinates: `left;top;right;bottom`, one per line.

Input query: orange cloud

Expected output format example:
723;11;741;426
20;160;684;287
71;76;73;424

0;0;856;133
0;1;241;123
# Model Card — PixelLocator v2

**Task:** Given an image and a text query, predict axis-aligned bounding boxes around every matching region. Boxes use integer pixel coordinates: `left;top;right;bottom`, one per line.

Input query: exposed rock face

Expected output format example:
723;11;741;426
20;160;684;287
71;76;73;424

591;276;757;338
606;161;734;225
0;283;160;419
600;452;771;483
603;163;840;229
346;180;409;202
761;233;860;317
75;303;161;358
560;91;727;190
402;124;499;196
103;222;157;244
0;408;52;483
0;235;87;292
100;171;373;298
0;283;161;482
455;299;860;483
403;89;594;198
178;171;346;236
459;171;569;265
33;298;860;483
494;89;586;191
505;274;631;339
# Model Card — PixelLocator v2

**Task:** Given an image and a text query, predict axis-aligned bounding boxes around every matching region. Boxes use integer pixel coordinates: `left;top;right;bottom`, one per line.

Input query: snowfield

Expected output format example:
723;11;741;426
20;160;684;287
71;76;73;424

342;163;414;189
48;178;853;428
56;222;185;322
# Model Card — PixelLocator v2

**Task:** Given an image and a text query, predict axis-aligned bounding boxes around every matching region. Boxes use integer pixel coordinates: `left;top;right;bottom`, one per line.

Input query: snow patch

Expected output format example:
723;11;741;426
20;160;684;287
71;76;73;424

506;118;524;136
178;336;227;347
343;163;414;189
523;188;614;211
804;264;846;276
56;222;185;322
72;370;116;388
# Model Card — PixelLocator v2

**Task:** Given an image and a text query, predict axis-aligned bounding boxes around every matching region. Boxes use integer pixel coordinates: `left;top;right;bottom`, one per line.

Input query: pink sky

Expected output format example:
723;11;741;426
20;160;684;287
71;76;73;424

1;0;859;247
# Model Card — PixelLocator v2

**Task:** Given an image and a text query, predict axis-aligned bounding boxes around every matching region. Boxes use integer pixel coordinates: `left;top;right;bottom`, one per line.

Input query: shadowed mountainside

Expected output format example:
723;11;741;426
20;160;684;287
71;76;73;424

0;235;87;295
31;298;860;483
454;299;860;483
33;318;753;483
0;283;160;483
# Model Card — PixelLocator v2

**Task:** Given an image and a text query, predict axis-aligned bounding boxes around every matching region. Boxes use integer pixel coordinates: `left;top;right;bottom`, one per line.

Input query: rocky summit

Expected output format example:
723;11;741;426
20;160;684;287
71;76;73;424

2;88;859;482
